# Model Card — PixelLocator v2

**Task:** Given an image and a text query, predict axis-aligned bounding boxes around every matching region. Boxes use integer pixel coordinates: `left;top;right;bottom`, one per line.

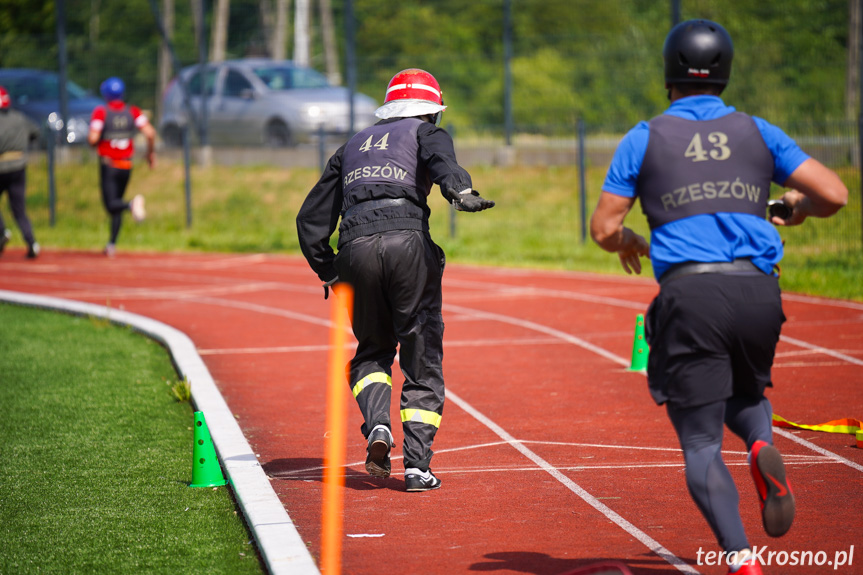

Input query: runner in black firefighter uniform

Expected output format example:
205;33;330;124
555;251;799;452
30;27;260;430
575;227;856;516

297;69;495;492
590;20;847;575
0;85;40;258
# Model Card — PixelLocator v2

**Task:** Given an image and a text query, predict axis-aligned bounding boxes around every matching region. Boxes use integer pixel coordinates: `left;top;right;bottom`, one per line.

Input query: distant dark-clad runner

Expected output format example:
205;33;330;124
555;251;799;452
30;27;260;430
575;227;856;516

0;85;40;258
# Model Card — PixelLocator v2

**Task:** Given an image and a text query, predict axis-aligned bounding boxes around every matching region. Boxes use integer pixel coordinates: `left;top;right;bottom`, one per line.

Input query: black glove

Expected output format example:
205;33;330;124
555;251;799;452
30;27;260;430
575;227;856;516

767;199;793;220
322;276;339;299
447;187;495;212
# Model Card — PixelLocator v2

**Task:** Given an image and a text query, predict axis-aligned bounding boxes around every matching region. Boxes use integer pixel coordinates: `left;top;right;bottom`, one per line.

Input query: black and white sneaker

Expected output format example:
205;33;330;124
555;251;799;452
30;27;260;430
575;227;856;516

365;425;394;478
404;468;441;492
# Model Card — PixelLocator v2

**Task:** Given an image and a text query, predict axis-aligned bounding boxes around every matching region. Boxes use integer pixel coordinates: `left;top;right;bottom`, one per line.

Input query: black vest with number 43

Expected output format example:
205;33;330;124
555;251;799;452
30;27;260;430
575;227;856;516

636;112;773;230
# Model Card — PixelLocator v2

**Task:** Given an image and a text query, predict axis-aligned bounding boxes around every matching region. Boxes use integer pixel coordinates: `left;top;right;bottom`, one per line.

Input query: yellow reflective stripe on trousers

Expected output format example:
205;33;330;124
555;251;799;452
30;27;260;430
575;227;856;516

351;372;392;398
400;409;442;428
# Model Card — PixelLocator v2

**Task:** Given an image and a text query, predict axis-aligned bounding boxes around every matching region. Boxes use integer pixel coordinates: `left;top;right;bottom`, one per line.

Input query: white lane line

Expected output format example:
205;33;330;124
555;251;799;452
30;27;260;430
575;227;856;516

197;337;566;355
444;302;631;368
285;458;838;482
189;295;336;329
181;295;863;482
779;334;863;367
773;428;863;473
446;389;700;574
165;295;863;481
782;293;863;310
445;281;650;310
271;439;829;479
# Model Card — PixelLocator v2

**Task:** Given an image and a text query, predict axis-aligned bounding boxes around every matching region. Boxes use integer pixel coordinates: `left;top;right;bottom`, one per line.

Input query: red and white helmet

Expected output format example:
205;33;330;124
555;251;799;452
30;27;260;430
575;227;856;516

375;68;447;122
0;86;10;109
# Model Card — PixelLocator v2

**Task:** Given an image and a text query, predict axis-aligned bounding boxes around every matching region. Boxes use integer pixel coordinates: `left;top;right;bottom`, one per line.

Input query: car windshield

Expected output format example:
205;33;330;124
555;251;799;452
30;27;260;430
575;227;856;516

0;74;91;104
252;66;330;90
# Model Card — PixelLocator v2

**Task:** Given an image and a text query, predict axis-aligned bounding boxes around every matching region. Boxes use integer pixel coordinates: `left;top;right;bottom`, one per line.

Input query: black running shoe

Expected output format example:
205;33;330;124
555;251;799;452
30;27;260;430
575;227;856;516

0;229;10;255
750;440;795;537
405;468;441;492
365;425;393;478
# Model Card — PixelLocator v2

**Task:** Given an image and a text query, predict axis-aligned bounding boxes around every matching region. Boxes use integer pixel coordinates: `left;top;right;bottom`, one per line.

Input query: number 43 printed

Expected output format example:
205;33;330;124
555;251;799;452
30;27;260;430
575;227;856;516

685;131;730;162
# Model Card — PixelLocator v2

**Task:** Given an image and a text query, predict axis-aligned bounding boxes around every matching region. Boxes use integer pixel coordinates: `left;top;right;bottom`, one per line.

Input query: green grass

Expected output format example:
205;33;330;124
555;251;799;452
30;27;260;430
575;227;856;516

0;303;265;575
9;154;858;301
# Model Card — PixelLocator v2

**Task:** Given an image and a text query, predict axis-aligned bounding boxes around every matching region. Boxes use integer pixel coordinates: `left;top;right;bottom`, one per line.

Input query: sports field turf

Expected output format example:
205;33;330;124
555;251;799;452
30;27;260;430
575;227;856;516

0;303;265;574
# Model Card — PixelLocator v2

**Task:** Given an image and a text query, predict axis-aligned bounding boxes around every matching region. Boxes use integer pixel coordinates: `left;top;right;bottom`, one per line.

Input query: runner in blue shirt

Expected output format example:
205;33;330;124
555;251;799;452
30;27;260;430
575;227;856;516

591;19;847;575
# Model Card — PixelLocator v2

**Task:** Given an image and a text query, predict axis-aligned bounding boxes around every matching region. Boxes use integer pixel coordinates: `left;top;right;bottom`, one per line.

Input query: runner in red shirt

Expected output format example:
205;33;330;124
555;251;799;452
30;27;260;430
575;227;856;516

88;77;155;257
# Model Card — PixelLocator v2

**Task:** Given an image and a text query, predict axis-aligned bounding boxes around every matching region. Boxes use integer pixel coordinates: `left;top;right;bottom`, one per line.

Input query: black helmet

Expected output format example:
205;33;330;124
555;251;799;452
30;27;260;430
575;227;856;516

663;19;733;87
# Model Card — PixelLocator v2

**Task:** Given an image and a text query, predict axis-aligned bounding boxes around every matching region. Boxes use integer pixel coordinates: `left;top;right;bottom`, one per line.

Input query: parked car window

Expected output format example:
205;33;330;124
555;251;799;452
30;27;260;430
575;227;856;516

223;70;252;98
4;75;89;105
0;69;102;147
252;66;329;91
187;69;217;96
158;59;378;148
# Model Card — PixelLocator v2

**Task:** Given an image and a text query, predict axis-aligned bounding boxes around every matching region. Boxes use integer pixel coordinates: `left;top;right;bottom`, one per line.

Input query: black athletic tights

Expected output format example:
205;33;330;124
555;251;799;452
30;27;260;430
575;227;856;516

99;163;132;244
0;168;36;245
666;395;774;554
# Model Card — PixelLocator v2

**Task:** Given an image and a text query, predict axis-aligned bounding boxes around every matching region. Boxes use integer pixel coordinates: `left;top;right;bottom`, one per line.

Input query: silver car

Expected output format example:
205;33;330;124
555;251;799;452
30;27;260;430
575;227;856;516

159;59;378;147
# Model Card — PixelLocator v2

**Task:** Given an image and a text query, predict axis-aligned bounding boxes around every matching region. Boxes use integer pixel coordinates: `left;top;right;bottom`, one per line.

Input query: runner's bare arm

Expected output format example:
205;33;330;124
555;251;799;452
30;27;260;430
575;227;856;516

590;191;650;275
774;158;848;225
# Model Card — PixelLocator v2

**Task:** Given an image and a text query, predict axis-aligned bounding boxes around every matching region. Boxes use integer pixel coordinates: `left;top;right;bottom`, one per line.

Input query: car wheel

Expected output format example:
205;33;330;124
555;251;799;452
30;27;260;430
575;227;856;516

162;124;183;148
264;120;292;147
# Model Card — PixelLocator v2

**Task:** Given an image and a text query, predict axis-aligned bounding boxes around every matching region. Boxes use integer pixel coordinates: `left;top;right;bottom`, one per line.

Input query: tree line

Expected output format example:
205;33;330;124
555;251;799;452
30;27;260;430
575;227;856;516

0;0;854;134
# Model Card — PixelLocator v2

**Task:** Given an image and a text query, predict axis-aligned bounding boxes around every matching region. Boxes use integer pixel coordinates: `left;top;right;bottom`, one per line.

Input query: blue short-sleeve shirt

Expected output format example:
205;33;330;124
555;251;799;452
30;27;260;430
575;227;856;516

602;95;809;280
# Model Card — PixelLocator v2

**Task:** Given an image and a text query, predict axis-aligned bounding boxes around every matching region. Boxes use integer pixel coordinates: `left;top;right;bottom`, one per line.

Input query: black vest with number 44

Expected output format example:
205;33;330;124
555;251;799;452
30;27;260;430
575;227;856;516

102;105;135;143
636;112;773;230
341;118;431;196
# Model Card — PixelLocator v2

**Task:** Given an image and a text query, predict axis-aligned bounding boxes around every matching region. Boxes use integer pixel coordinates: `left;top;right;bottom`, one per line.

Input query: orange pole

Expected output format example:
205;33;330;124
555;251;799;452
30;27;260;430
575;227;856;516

321;283;353;575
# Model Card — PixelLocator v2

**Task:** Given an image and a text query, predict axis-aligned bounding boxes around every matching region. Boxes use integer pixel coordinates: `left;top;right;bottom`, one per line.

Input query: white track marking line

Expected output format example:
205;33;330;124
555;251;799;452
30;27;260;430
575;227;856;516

773;428;863;473
445;280;650;310
180;295;863;480
779;334;863;367
168;295;863;482
781;293;863;310
189;296;336;328
273;440;830;478
285;458;836;481
446;389;700;574
197;337;566;355
444;302;630;368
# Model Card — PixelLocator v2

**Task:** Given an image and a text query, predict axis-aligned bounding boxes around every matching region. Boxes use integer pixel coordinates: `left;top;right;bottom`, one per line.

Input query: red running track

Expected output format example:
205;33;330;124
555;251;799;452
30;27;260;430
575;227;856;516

1;248;861;575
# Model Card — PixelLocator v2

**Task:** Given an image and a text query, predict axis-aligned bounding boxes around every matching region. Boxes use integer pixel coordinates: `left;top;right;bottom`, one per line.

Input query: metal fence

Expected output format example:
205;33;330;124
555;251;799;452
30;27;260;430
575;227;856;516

2;0;860;253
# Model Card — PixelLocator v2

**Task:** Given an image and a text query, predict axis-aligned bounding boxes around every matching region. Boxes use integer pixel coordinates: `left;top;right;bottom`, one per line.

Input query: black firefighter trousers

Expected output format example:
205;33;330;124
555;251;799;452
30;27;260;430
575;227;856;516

334;229;445;471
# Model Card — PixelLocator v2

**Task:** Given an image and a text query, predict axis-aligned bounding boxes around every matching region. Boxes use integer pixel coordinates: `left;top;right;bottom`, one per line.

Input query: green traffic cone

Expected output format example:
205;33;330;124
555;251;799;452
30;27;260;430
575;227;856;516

190;411;228;488
628;314;649;372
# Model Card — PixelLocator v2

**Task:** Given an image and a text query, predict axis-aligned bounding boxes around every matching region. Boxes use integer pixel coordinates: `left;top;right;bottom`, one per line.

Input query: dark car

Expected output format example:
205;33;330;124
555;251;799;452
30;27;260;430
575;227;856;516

159;58;378;147
0;68;103;146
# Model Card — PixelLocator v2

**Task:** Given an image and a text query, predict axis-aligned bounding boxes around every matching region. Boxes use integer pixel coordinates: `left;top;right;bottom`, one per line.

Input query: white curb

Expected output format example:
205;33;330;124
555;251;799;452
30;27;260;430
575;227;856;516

0;290;321;575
